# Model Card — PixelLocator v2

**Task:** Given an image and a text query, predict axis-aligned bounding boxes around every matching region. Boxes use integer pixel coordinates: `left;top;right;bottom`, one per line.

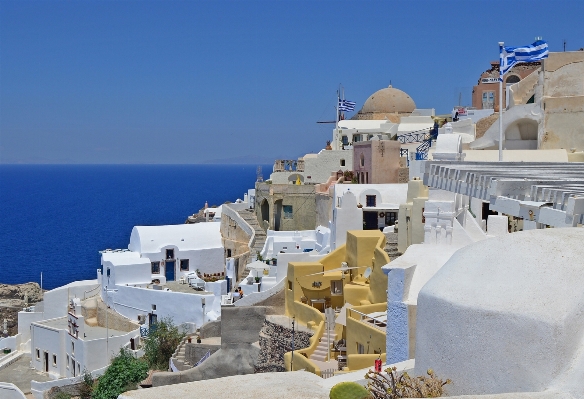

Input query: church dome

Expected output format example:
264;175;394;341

360;85;416;114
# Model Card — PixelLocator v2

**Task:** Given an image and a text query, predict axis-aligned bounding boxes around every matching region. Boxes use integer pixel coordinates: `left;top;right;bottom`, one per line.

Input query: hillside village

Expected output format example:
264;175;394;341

1;49;584;399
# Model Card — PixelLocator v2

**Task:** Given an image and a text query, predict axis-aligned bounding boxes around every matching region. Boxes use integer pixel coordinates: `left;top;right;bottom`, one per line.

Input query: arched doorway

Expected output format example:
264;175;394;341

260;199;269;226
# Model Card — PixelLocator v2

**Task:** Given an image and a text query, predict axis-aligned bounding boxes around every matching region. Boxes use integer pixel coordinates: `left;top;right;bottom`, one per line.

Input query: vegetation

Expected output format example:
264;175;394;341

79;369;96;399
330;381;370;399
365;367;451;398
92;348;148;399
143;317;186;370
53;393;72;399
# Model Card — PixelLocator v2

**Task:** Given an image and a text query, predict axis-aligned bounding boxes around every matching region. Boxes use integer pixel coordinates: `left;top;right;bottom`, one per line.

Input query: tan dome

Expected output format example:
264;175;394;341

360;85;416;114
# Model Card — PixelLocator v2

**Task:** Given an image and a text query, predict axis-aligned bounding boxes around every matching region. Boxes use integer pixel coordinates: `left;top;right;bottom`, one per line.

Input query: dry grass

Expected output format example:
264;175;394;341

365;367;451;398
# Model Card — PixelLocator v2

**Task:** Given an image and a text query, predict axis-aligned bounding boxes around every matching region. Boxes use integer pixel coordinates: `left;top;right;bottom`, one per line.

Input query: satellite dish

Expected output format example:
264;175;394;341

364;267;372;279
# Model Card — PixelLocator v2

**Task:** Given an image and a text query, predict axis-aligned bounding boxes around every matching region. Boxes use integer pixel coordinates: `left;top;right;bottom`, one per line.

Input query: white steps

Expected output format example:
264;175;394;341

309;331;337;362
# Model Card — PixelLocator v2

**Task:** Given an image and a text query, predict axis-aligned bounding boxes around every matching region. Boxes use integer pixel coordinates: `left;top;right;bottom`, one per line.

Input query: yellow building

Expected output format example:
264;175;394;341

284;230;389;375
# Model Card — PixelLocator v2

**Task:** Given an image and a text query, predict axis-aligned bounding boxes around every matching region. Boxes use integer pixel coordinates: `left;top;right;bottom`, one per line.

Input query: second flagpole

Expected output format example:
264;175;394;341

498;42;504;162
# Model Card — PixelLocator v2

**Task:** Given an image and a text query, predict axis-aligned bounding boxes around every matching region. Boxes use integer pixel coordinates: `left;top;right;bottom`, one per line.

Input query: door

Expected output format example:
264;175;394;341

363;211;378;230
149;313;158;327
44;351;49;372
165;261;175;281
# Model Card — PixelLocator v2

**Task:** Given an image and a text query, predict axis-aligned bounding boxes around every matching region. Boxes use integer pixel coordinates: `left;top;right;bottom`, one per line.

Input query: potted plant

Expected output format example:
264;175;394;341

196;336;201;344
255;276;261;283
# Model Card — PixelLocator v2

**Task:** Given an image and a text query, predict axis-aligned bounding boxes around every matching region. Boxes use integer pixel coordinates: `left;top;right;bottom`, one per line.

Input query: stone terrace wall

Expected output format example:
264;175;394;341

255;317;312;373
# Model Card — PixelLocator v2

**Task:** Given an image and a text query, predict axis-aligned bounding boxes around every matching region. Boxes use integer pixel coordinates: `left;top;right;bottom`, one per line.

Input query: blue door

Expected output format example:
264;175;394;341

165;261;175;282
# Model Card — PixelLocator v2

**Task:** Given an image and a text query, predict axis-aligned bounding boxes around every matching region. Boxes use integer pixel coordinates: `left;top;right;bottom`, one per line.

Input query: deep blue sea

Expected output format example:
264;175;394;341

0;165;269;290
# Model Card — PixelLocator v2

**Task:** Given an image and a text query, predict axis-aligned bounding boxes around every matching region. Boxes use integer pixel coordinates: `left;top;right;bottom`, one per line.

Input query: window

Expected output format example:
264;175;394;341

340;159;345;167
482;91;495;109
288;281;293;290
353;134;361;142
385;212;397;226
366;195;376;207
71;342;74;355
36;349;40;360
360;154;365;167
357;342;365;354
341;135;349;146
226;249;232;258
180;259;189;271
53;354;57;366
166;249;174;260
66;355;69;368
331;280;343;295
283;205;293;219
506;75;520;84
151;262;160;274
77;363;81;375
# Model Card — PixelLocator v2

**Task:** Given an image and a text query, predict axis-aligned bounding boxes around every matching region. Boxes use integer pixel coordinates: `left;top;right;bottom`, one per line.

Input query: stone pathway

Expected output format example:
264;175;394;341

0;354;51;394
235;208;266;256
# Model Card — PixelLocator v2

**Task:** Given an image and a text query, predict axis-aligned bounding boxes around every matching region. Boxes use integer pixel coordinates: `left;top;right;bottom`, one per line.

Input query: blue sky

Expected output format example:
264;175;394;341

1;0;583;164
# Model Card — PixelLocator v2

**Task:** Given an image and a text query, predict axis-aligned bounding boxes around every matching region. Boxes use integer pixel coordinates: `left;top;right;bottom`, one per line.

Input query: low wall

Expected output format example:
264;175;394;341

199;319;221;339
0;334;20;352
222;204;255;248
347;353;386;371
184;342;221;366
0;382;26;399
0;350;24;372
255;316;312;373
31;365;107;399
234;279;284;307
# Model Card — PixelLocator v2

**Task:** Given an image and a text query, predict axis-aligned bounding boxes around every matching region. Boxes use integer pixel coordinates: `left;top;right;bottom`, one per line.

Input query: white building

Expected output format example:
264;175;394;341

330;183;408;249
126;223;224;283
29;301;139;379
231;226;331;305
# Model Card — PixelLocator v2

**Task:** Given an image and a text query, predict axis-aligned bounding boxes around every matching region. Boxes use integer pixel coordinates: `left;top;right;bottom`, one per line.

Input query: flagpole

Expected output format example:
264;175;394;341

335;85;340;150
498;42;504;162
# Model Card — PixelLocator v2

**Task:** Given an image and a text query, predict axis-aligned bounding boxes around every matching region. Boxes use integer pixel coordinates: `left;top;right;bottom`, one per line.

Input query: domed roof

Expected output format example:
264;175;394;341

360;85;416;114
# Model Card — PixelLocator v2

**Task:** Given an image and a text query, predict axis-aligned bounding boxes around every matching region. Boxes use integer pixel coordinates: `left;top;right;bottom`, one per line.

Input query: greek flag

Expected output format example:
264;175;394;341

500;40;549;79
338;99;356;112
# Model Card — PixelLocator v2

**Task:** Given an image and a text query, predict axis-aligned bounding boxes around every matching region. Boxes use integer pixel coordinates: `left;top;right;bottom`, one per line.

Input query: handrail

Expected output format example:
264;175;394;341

83;285;101;300
348;308;386;329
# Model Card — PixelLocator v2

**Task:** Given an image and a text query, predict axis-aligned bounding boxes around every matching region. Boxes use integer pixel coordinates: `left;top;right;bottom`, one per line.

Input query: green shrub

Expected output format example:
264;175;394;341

92;348;148;399
330;381;370;399
143;317;186;370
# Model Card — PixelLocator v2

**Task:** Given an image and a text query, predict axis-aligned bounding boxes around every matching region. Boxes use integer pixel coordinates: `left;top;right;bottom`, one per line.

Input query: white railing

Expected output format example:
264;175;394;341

321;368;336;379
349;309;387;331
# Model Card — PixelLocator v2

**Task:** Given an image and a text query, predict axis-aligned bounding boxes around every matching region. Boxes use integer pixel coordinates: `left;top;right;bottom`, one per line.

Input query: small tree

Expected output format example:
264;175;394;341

92;348;148;399
143;317;186;370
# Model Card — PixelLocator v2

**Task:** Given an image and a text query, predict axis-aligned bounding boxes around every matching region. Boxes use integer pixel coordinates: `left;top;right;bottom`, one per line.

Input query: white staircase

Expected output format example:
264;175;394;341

310;329;336;362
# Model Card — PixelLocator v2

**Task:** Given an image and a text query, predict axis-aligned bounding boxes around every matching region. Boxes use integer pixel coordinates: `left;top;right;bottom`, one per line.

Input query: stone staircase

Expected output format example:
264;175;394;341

310;329;337;362
170;335;193;371
384;231;401;261
235;208;267;257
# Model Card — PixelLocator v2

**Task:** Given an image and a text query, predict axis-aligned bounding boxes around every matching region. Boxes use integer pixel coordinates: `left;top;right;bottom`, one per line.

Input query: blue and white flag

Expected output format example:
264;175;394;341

500;40;549;79
338;99;356;112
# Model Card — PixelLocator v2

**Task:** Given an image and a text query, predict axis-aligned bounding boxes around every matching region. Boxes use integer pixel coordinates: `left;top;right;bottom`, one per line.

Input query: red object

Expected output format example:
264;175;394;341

375;358;382;372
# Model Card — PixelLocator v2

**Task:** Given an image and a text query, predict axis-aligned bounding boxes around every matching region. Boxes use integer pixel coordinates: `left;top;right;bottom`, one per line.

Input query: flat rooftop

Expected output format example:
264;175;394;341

37;317;132;340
